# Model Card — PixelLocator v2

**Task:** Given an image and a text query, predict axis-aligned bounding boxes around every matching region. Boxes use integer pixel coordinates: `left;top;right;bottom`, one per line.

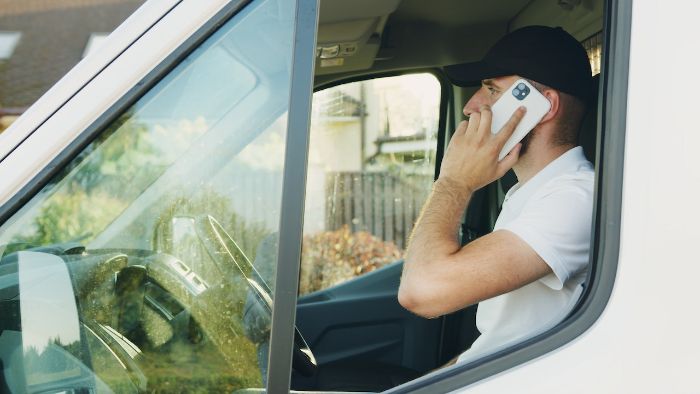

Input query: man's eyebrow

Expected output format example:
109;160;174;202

481;79;497;88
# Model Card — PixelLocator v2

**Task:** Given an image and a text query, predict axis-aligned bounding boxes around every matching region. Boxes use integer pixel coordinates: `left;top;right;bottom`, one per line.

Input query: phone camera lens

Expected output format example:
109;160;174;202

513;85;530;100
513;84;530;101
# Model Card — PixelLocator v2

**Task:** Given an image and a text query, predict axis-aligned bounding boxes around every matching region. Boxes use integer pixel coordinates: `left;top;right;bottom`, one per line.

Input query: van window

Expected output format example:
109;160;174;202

0;0;295;391
300;73;441;294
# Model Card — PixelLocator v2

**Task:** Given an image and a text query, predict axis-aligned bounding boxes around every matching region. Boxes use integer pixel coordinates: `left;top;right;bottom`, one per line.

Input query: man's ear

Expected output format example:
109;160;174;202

539;89;560;124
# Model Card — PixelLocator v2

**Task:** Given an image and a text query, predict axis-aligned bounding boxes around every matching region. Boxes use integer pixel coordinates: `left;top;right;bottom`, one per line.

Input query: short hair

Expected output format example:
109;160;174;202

527;79;587;146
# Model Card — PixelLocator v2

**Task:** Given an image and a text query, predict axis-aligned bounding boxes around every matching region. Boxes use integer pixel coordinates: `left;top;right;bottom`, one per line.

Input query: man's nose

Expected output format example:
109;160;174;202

463;90;486;116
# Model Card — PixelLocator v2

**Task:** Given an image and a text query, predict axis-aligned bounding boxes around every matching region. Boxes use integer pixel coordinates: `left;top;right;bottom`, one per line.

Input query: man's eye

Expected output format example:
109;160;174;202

488;87;499;95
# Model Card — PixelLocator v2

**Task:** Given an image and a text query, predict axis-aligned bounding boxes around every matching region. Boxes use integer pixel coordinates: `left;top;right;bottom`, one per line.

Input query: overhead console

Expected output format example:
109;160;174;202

315;0;401;75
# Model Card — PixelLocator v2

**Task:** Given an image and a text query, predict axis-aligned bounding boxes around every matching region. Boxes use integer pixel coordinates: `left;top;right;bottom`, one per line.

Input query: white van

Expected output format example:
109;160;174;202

0;0;696;392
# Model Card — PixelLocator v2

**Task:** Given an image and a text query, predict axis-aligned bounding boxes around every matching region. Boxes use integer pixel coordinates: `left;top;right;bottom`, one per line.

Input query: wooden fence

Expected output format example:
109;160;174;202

325;171;432;250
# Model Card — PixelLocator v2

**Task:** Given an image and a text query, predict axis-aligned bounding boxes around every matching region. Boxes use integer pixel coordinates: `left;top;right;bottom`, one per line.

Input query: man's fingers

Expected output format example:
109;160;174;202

496;106;526;147
477;105;492;138
466;112;480;135
456;120;468;135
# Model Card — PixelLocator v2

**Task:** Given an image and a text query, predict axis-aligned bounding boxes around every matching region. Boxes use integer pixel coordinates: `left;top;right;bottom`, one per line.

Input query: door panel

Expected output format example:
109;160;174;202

296;261;442;373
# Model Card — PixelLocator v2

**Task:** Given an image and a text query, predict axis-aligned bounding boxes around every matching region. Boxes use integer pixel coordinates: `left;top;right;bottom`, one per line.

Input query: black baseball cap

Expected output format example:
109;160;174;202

444;26;593;102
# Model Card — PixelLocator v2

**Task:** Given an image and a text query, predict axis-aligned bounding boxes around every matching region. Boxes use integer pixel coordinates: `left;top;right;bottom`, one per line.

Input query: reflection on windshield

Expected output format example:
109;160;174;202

18;252;97;390
19;252;80;352
19;251;80;352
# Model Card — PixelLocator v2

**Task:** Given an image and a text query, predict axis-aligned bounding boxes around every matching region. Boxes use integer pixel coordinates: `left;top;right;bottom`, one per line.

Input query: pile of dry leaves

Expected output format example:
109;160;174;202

300;225;403;295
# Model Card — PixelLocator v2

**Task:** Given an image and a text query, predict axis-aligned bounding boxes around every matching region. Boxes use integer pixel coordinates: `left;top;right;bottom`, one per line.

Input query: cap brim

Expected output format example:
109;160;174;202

444;61;513;87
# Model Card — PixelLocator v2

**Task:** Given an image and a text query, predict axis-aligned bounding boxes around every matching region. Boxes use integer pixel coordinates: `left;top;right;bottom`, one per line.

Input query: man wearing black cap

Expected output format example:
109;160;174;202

398;26;595;363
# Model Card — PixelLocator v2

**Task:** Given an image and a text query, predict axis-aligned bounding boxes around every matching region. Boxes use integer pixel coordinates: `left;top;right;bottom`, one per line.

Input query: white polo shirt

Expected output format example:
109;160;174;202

458;146;594;363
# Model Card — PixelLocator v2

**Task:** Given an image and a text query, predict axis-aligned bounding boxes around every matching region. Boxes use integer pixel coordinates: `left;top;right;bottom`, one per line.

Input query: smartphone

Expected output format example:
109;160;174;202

490;79;551;160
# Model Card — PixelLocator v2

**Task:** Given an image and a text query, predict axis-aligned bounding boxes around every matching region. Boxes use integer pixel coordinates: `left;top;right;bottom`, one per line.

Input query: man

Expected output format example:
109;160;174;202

398;25;595;363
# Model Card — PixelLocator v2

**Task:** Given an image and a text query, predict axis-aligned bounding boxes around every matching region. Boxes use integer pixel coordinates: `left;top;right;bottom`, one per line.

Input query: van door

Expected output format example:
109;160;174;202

0;0;318;392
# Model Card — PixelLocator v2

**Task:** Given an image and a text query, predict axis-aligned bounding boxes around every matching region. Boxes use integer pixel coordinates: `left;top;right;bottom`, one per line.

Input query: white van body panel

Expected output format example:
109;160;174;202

0;0;230;208
455;1;700;392
0;0;698;392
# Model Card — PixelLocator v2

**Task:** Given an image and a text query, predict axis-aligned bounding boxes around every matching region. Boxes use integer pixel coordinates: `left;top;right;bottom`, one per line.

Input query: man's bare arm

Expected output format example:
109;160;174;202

399;105;551;318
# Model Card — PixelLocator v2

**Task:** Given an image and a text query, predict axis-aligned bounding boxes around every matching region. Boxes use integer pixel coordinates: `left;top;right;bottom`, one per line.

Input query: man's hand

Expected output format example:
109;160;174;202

438;105;526;194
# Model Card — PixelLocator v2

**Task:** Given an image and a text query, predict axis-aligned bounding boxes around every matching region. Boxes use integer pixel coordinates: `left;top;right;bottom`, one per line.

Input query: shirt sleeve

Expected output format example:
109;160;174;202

499;175;594;290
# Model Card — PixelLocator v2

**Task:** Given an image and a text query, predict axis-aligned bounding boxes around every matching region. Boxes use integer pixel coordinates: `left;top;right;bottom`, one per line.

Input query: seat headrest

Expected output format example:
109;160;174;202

579;74;600;165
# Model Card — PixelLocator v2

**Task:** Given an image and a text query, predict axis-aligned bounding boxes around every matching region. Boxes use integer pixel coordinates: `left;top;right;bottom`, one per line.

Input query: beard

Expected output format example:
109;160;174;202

519;128;536;156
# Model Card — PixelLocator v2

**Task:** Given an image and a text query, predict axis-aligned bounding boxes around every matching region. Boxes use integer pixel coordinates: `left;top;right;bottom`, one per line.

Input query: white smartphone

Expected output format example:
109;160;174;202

490;79;551;160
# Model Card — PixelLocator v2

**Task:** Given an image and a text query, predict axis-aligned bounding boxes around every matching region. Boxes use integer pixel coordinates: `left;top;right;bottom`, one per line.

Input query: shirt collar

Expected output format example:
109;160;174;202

503;146;592;205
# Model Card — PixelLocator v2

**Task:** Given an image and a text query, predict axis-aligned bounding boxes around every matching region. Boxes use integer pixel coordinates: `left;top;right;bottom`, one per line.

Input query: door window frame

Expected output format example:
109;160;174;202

265;0;319;391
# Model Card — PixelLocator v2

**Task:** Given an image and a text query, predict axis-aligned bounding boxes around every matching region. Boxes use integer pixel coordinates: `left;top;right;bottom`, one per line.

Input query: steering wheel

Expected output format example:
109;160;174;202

193;215;317;377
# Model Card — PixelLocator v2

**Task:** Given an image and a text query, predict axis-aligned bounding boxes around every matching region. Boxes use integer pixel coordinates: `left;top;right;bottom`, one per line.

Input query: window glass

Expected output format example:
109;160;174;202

300;73;441;294
582;31;603;75
0;0;295;392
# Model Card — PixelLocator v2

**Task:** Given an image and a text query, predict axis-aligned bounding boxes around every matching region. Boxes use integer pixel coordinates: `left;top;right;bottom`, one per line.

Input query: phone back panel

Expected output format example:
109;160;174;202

491;79;551;160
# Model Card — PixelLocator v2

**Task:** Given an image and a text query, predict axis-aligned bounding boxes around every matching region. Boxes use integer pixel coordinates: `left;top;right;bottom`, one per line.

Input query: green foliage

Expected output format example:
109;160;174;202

13;188;127;246
10;112;160;247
